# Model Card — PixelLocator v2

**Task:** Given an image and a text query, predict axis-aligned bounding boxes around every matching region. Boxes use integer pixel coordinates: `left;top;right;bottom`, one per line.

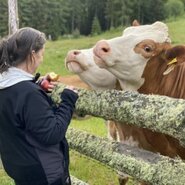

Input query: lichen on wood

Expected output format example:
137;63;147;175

51;83;185;146
67;128;185;185
71;175;89;185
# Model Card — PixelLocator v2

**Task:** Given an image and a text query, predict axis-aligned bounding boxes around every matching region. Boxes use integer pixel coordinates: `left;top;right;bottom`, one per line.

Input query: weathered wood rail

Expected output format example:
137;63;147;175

67;128;185;185
51;83;185;184
51;84;185;147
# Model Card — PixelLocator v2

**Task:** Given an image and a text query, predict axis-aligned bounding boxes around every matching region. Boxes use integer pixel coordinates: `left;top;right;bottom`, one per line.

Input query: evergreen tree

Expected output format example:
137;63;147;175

130;0;166;24
180;0;185;8
117;0;134;26
105;0;134;29
165;0;184;19
0;0;176;38
91;15;101;35
105;0;114;29
0;0;8;37
144;0;166;23
64;0;83;34
19;0;67;40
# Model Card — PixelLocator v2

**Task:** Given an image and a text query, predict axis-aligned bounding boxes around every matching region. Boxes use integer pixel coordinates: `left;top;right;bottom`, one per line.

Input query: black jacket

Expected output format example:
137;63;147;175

0;80;78;185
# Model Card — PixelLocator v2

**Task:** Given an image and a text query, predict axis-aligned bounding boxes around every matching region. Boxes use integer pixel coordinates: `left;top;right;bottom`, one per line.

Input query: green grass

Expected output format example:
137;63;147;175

70;117;107;137
1;17;185;185
167;15;185;44
0;169;14;185
69;117;121;185
70;151;119;185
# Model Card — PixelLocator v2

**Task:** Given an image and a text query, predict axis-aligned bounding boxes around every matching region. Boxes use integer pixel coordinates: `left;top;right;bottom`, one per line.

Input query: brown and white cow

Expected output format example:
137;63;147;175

93;21;185;163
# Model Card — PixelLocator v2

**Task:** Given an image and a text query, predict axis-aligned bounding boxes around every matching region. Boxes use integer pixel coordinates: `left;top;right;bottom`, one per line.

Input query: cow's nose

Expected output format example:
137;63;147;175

95;40;110;56
67;50;81;60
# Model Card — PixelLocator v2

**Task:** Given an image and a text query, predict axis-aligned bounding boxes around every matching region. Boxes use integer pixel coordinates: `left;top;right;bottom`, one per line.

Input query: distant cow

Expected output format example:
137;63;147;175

93;21;185;163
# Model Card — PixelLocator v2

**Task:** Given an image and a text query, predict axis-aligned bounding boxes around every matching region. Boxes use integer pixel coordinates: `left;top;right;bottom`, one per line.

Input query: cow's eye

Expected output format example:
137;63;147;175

144;46;152;52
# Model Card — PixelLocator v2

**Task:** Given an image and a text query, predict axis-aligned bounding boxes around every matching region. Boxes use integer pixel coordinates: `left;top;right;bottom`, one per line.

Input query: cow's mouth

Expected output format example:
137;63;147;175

65;60;86;72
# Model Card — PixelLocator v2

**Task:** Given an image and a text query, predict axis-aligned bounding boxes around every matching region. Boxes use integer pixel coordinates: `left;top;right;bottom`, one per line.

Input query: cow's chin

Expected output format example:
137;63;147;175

93;55;108;68
66;61;84;74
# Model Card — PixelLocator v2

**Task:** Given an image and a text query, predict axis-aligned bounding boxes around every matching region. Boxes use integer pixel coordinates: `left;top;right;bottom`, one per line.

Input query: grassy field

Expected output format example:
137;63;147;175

1;17;185;185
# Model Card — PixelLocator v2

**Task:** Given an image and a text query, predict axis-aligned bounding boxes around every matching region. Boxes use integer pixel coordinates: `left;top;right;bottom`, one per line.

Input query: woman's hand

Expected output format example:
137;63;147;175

47;81;58;92
38;73;59;92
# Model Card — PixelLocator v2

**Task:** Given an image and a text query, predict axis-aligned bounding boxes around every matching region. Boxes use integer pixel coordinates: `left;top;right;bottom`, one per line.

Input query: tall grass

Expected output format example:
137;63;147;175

1;18;185;185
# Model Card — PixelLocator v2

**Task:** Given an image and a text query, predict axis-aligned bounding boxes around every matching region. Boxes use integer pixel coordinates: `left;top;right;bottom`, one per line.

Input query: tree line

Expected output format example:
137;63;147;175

0;0;184;40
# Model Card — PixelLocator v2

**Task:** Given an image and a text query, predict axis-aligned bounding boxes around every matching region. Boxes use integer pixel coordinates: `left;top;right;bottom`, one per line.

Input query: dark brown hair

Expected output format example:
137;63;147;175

0;27;46;73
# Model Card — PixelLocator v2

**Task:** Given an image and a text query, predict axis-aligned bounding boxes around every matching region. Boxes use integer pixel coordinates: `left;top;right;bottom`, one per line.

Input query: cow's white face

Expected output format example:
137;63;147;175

93;22;171;91
65;48;117;90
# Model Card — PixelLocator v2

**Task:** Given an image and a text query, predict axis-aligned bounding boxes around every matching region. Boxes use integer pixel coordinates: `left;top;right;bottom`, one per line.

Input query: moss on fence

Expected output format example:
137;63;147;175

51;84;185;146
67;128;185;185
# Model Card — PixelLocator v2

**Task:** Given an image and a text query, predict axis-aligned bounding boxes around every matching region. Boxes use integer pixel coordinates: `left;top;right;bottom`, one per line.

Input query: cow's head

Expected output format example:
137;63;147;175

93;22;171;91
65;48;117;90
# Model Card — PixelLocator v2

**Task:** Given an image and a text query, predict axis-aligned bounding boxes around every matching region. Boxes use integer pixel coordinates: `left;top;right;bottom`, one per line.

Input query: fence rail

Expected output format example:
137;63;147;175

52;84;185;147
67;128;185;185
50;84;185;184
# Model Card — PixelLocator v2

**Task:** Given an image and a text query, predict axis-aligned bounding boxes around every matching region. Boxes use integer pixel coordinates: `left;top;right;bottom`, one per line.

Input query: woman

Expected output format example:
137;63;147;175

0;27;78;185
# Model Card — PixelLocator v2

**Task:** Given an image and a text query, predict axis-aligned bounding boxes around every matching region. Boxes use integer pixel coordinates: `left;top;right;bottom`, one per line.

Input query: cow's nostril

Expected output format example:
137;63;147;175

102;47;110;53
73;51;81;55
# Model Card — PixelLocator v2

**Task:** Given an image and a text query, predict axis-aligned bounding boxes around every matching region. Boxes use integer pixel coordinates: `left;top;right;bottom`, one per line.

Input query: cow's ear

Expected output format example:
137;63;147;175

165;45;185;61
132;19;140;26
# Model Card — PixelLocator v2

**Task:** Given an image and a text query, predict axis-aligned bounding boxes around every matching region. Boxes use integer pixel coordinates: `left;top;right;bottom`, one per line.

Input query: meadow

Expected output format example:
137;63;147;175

1;17;185;185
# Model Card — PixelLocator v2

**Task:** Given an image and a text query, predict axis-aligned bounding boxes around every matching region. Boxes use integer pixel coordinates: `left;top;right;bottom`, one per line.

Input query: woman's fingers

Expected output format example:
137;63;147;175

47;82;58;92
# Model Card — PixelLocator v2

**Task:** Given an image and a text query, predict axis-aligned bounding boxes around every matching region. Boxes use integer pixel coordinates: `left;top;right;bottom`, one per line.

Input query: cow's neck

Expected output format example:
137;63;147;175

138;54;165;93
118;78;144;91
115;79;122;90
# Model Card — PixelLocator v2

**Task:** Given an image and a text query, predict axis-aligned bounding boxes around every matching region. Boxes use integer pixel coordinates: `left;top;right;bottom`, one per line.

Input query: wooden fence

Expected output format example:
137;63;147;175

51;84;185;185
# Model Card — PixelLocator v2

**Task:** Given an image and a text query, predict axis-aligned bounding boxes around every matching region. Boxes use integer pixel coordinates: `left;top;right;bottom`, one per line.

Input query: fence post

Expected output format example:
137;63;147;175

8;0;19;34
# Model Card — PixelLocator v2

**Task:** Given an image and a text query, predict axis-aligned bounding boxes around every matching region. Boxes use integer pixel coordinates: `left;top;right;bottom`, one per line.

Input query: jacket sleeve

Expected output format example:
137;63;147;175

23;88;78;145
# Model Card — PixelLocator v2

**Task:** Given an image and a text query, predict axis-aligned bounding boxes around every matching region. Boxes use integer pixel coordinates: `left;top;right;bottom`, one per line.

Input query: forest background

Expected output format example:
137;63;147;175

0;0;185;40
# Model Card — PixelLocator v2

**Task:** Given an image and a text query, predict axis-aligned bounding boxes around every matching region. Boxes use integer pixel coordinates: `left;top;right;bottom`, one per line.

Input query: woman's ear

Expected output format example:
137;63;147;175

30;51;36;64
31;50;36;55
